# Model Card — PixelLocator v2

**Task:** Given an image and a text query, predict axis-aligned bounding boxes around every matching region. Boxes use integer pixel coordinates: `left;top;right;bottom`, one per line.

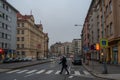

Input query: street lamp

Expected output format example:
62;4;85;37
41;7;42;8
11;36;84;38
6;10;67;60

74;24;83;27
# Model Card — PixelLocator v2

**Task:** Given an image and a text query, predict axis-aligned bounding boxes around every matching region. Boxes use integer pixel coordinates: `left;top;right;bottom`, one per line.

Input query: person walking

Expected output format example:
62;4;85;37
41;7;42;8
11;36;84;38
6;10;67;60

59;56;69;75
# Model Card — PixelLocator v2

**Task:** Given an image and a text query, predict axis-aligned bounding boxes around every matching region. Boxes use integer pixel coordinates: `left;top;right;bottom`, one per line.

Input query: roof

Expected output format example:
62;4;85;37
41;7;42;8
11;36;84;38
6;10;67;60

17;13;33;20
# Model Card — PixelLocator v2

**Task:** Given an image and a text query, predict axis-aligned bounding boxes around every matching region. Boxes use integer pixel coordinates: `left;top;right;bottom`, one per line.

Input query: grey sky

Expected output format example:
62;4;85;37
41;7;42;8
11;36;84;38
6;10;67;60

7;0;91;46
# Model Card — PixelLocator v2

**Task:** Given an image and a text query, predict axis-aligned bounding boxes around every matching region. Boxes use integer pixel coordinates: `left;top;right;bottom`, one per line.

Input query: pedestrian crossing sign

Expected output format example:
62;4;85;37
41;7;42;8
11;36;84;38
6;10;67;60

100;39;108;48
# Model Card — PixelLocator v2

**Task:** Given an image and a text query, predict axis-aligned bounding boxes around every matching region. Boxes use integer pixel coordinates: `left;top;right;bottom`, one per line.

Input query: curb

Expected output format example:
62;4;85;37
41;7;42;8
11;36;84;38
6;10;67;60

82;64;116;80
0;60;52;73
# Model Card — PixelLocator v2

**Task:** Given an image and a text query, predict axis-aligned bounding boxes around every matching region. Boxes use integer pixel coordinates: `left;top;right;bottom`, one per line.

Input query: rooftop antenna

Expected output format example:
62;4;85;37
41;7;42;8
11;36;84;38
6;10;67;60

30;10;32;15
40;20;41;24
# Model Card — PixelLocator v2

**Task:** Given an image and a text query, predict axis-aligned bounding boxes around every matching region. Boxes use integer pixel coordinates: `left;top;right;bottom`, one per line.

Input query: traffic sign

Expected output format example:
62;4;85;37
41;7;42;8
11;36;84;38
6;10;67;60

100;39;108;48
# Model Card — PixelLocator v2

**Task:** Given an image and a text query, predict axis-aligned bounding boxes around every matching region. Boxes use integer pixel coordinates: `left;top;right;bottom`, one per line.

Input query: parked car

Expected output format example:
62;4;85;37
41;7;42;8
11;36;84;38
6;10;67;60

3;58;13;63
72;57;82;65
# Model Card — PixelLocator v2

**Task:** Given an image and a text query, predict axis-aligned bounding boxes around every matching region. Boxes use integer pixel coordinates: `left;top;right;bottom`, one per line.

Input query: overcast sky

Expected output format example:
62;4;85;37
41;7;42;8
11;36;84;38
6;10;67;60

7;0;91;46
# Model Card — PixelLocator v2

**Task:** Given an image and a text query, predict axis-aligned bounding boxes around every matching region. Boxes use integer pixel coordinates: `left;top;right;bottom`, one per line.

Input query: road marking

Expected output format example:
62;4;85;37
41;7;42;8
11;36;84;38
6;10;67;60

45;70;53;74
74;71;81;75
83;71;90;75
26;70;37;74
68;76;74;78
6;69;20;74
17;70;28;73
55;71;60;74
24;73;34;77
36;69;45;74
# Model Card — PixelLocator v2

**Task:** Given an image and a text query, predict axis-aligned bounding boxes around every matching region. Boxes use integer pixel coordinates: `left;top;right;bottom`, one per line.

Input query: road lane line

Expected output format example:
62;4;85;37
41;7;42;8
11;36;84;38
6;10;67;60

6;69;20;74
17;70;28;73
45;70;53;74
26;70;37;74
74;71;81;75
83;70;90;75
36;69;45;74
55;71;60;74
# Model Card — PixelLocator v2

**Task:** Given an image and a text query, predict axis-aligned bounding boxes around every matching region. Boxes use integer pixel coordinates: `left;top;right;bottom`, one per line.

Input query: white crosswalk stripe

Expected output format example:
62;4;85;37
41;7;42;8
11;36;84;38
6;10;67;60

55;70;60;74
74;71;81;75
17;70;28;73
36;69;45;74
6;69;20;74
83;70;90;75
45;70;53;74
26;70;37;74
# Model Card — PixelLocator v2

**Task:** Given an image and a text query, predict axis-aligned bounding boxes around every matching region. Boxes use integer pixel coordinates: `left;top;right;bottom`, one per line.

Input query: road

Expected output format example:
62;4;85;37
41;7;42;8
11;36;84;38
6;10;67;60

0;59;109;80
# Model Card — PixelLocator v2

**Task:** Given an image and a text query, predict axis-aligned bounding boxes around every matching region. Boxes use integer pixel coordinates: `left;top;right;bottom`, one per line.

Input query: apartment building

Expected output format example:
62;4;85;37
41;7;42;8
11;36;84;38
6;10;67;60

82;0;120;64
0;0;18;60
17;13;49;59
72;39;82;56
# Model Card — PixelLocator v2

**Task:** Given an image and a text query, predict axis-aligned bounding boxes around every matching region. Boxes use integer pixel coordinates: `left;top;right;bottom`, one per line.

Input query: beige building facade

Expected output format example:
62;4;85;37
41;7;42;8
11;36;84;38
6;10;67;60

17;13;49;59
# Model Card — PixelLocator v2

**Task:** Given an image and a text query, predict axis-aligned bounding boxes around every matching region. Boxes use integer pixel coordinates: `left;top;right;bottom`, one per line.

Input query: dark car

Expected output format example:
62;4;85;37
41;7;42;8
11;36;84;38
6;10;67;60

3;58;13;63
72;57;82;65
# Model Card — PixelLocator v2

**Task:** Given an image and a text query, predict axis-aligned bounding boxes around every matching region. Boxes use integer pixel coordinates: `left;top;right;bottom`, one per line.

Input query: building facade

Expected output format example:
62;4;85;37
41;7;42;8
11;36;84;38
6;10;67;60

0;0;18;61
72;39;82;56
82;0;120;64
17;13;49;59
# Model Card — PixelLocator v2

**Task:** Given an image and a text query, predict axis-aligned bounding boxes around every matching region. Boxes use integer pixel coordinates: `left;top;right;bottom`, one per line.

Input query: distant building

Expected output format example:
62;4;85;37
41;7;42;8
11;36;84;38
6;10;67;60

72;39;82;55
17;13;49;59
0;0;18;60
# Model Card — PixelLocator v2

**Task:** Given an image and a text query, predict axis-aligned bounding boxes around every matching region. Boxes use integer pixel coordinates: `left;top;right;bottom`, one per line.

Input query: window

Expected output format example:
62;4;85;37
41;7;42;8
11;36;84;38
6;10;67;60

110;22;113;35
2;42;4;48
22;23;24;27
0;22;2;27
7;26;11;31
0;42;2;48
106;5;109;16
7;35;11;40
0;32;2;38
8;8;11;13
2;23;4;28
17;44;20;48
18;23;20;27
17;37;20;41
109;1;112;12
2;33;4;38
17;30;20;34
5;43;7;48
21;30;24;34
0;12;2;17
3;3;5;9
6;15;8;20
21;44;24;48
5;34;7;39
21;37;24;41
8;16;11;21
0;1;2;7
2;13;5;19
6;6;8;11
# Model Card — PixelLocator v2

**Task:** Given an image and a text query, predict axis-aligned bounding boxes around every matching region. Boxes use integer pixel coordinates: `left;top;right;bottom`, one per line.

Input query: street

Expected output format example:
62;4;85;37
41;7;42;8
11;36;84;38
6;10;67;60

0;59;109;80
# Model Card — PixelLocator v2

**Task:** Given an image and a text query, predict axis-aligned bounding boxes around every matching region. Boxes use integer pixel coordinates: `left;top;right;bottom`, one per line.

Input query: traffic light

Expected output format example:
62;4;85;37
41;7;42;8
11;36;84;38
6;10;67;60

96;43;100;51
0;48;3;54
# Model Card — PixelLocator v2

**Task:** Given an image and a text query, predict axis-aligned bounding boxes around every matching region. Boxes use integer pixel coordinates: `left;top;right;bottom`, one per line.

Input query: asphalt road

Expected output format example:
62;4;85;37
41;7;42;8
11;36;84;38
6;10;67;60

0;59;109;80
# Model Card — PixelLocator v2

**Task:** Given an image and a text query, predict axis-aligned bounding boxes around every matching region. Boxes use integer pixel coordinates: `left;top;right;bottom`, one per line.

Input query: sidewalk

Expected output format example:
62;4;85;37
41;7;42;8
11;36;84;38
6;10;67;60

0;59;51;73
83;60;120;80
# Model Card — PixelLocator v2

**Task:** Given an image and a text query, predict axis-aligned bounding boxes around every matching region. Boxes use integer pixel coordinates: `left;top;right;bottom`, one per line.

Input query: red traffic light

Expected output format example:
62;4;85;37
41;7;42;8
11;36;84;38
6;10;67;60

0;48;4;54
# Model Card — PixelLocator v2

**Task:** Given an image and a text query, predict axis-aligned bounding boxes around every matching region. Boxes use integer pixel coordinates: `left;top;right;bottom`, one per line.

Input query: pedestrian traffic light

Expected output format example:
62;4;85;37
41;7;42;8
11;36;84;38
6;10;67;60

96;43;100;51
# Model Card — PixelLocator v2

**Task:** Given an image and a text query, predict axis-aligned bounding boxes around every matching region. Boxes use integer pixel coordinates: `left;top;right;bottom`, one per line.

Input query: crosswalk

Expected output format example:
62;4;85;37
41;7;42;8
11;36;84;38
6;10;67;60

6;69;93;78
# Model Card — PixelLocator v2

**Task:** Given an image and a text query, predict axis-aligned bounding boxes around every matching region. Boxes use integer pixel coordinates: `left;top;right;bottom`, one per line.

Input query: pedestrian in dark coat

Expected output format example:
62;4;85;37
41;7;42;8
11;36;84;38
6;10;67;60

59;56;69;75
